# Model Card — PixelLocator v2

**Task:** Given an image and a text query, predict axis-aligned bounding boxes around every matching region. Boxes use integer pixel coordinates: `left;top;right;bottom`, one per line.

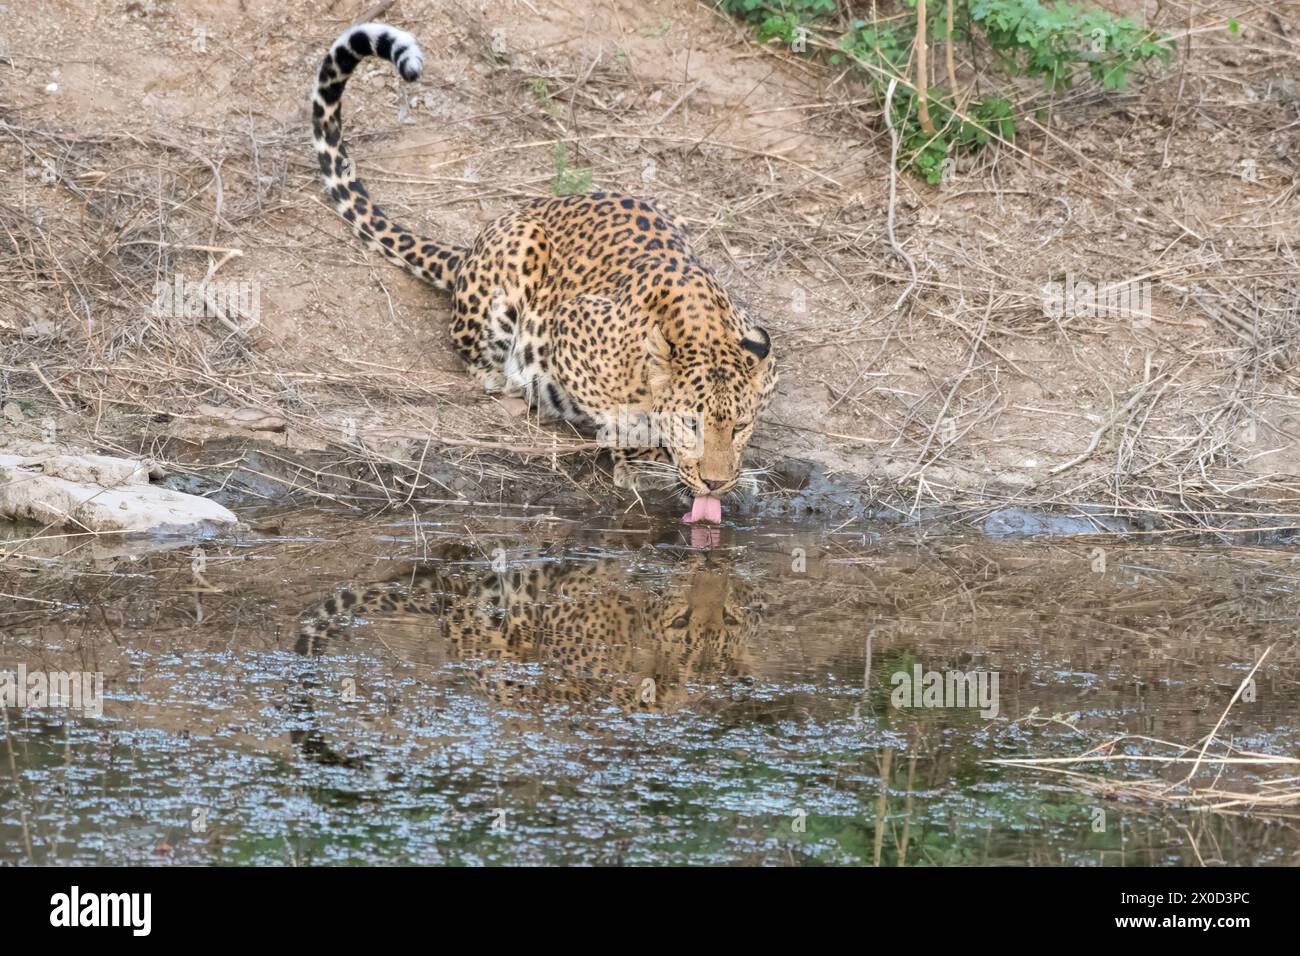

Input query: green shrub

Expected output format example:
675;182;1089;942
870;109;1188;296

722;0;1174;182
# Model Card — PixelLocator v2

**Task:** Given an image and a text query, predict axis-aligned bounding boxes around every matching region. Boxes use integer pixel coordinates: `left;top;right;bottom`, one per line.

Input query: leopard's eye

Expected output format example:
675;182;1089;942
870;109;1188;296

671;613;691;629
733;421;751;436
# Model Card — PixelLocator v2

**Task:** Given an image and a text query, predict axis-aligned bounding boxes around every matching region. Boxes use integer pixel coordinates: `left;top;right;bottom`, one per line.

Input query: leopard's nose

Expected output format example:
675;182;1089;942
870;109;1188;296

704;479;727;491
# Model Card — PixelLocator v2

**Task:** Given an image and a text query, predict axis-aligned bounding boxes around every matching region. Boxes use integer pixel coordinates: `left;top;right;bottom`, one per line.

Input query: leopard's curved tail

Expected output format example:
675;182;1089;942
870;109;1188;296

312;22;465;291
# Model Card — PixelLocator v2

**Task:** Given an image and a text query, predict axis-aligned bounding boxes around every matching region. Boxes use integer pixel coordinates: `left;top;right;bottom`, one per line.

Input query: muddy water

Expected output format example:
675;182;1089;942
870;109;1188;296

1;507;1298;866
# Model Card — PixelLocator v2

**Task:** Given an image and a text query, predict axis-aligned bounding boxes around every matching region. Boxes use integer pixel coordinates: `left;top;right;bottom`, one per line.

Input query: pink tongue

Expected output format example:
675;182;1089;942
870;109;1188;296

683;494;723;524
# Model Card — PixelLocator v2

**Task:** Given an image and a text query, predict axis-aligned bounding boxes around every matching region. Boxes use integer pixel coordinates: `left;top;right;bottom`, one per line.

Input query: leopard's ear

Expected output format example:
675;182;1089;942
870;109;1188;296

740;326;771;363
647;324;673;391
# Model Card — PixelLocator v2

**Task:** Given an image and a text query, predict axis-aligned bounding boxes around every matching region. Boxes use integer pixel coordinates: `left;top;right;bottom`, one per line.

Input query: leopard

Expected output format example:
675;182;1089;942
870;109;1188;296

311;22;777;502
289;545;761;767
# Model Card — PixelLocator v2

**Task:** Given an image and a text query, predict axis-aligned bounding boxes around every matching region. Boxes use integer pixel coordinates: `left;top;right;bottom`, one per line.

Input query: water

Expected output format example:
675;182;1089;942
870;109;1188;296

2;507;1298;865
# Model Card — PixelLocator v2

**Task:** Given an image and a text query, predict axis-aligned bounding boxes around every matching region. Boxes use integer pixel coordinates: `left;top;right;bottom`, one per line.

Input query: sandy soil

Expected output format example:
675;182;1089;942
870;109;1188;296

1;0;1297;525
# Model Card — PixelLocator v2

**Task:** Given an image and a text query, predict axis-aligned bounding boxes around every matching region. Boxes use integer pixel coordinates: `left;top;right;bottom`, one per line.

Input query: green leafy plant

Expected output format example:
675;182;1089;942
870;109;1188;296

530;77;559;116
722;0;1173;183
551;142;593;195
970;0;1173;92
721;0;836;23
722;0;836;44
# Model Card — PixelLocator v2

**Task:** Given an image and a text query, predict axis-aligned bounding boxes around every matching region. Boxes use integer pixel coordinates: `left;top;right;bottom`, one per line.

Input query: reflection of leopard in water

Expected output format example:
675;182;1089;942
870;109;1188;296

291;547;761;765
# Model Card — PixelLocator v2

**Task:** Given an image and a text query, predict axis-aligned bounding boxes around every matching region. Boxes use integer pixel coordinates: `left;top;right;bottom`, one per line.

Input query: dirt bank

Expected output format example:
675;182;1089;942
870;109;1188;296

2;0;1297;529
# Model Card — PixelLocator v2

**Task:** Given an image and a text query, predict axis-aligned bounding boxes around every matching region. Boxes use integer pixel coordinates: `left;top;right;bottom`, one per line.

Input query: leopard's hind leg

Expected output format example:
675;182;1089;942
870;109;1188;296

450;214;552;393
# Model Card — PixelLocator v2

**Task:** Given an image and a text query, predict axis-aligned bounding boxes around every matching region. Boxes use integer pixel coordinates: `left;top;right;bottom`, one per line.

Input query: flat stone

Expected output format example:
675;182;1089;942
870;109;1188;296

0;452;236;536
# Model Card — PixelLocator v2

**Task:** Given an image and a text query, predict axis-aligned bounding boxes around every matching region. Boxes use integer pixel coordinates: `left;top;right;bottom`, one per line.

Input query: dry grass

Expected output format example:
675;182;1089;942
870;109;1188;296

989;645;1300;823
0;110;596;505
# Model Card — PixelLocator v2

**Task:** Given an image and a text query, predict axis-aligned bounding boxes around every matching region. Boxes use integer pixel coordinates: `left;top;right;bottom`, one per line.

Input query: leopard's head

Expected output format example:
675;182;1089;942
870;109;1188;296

646;316;776;497
648;567;760;677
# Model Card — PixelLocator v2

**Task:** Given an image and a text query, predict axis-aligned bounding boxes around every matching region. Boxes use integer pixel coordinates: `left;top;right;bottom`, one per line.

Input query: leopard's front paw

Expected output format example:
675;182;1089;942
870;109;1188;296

474;368;508;393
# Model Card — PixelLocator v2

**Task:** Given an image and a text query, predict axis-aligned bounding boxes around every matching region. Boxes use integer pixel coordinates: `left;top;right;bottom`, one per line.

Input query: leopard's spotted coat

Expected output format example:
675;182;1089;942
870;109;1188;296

312;23;776;495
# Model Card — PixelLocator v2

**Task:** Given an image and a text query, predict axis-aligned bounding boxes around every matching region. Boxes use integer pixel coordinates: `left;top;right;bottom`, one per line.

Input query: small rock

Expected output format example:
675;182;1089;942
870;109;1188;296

498;397;530;418
194;404;288;432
